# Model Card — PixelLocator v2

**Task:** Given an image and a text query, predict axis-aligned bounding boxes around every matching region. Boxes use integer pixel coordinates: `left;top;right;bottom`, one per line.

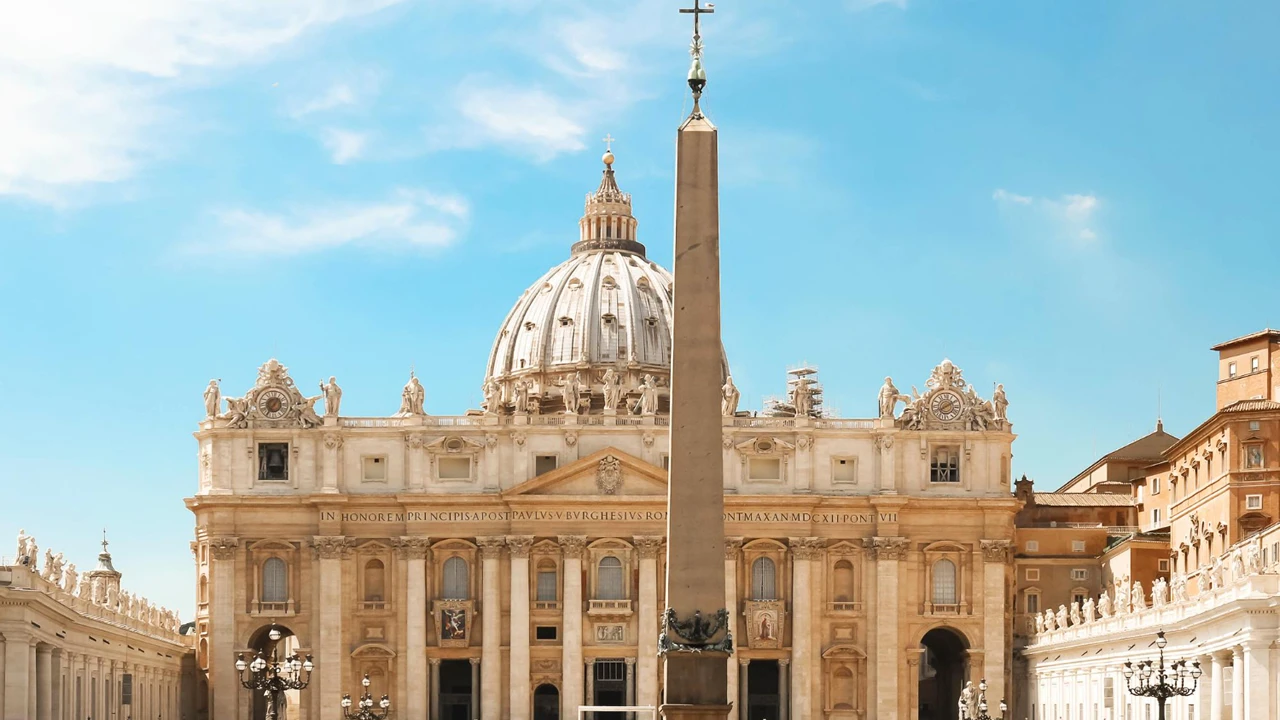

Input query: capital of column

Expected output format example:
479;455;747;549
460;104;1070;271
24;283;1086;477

429;658;442;666
313;535;354;560
739;658;751;667
980;539;1014;563
634;536;664;559
864;536;907;561
789;537;825;560
35;644;53;657
725;537;744;560
624;657;636;667
469;657;481;666
393;536;432;560
209;537;240;561
477;536;507;559
558;535;588;559
1232;645;1244;660
507;535;535;558
778;658;789;667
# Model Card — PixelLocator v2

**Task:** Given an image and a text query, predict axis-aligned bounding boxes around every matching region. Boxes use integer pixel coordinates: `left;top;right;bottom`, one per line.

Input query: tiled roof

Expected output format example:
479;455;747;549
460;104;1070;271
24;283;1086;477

1032;493;1136;507
1221;399;1280;413
1210;329;1280;351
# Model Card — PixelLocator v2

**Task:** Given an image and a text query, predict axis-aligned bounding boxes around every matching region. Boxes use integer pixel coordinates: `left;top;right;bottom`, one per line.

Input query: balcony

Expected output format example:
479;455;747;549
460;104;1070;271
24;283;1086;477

587;599;633;618
533;600;561;611
251;599;295;616
826;601;863;615
359;600;389;612
922;602;969;616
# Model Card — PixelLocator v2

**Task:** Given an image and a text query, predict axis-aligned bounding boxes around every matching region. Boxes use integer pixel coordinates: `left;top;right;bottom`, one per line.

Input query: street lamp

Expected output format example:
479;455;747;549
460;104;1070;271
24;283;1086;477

973;678;1007;720
235;625;314;720
1122;630;1201;720
341;673;392;720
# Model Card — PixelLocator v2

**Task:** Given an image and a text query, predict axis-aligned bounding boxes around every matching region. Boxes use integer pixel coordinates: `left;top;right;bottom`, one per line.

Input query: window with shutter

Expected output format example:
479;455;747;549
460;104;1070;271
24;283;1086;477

536;560;558;602
443;557;469;600
751;557;777;600
597;557;624;600
932;559;957;604
262;558;288;603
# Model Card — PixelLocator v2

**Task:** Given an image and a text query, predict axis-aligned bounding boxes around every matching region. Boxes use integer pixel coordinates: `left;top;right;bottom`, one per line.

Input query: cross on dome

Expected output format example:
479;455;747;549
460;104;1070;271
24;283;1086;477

602;133;616;166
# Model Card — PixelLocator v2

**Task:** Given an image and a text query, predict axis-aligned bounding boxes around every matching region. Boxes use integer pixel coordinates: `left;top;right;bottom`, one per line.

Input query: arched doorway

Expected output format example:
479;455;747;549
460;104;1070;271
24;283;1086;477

918;627;968;720
534;684;560;720
247;624;301;720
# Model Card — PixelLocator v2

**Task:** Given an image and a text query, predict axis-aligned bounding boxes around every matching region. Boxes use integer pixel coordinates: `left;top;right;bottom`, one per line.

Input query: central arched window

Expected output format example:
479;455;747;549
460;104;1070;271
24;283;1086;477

443;557;469;600
536;559;558;602
932;559;957;605
364;559;386;602
751;557;777;601
262;558;288;603
597;556;624;600
832;560;854;603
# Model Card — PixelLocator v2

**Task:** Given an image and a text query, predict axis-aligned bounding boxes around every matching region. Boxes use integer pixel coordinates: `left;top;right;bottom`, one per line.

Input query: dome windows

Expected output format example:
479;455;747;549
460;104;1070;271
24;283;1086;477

602;276;617;289
524;321;537;331
568;278;583;291
558;316;574;327
636;276;651;291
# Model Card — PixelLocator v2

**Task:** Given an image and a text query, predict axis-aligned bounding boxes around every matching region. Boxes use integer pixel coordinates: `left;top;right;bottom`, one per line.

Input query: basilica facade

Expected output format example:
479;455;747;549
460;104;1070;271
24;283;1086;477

187;157;1019;720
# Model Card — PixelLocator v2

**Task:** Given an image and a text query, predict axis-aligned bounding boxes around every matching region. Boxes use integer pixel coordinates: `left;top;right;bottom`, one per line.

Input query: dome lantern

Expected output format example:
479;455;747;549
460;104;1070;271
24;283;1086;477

572;138;644;257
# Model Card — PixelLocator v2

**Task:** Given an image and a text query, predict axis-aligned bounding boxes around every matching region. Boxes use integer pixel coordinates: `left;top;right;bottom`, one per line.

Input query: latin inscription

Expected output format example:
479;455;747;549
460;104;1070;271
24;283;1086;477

319;509;898;525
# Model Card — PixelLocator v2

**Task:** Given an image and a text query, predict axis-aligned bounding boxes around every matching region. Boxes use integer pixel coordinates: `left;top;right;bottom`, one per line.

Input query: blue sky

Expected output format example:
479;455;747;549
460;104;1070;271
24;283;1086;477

2;0;1279;615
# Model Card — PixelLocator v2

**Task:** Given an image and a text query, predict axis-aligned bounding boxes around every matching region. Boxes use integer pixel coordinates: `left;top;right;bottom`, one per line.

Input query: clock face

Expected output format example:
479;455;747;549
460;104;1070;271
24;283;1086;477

931;391;964;422
258;388;290;419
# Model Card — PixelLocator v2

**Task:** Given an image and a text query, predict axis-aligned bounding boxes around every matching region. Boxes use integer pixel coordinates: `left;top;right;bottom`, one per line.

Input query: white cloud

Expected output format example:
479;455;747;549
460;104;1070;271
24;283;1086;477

1063;193;1099;220
294;83;358;117
849;0;907;10
321;128;369;164
428;84;586;162
192;188;469;256
993;189;1102;244
0;0;405;202
992;188;1033;205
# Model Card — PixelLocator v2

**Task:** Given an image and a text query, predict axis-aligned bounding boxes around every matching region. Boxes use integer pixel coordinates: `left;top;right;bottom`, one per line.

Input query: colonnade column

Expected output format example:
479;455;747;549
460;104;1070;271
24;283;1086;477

316;536;350;720
737;659;749;719
35;644;52;720
429;658;441;720
724;539;743;720
777;658;790;720
635;537;662;710
625;657;636;713
401;537;431;720
789;538;823;720
559;536;586;720
49;649;60;720
27;645;36;720
509;536;534;720
1210;652;1225;720
479;537;506;720
585;659;596;708
1242;640;1271;719
208;537;240;720
870;537;907;720
470;657;482;720
1231;646;1244;720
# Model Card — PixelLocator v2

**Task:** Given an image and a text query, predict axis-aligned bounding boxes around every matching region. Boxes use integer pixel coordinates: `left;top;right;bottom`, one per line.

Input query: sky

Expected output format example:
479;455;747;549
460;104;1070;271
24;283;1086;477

2;0;1279;617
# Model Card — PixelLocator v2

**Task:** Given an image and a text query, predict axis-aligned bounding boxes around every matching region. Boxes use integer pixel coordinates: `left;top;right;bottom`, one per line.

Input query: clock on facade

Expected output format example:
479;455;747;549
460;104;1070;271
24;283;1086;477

930;391;963;422
257;388;290;419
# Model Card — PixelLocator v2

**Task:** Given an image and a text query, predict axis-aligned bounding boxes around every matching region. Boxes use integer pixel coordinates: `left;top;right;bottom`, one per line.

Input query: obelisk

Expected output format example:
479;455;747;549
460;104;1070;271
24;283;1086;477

661;3;732;720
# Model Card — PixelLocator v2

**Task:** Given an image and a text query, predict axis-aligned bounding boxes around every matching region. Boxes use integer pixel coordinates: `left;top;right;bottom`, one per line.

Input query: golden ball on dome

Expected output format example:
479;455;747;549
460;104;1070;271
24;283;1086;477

602;151;615;166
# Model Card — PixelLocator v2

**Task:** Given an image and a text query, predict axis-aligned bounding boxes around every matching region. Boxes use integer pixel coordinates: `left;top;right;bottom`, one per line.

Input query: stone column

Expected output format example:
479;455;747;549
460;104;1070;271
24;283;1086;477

1211;652;1226;720
724;539;743;720
316;536;350;720
789;538;823;720
35;644;51;720
509;536;534;720
471;658;482;720
737;659;749;719
980;540;1013;704
626;657;637;713
560;536;587;720
1242;641;1270;719
906;654;921;720
870;537;907;720
635;537;663;710
48;649;60;720
430;658;442;720
400;537;431;720
208;537;240;720
586;659;596;709
479;537;506;720
1231;646;1244;720
664;93;730;720
28;645;36;720
778;658;790;720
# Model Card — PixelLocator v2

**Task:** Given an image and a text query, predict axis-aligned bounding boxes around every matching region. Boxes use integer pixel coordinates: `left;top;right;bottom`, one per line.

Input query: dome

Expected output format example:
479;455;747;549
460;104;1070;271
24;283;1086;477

483;152;726;416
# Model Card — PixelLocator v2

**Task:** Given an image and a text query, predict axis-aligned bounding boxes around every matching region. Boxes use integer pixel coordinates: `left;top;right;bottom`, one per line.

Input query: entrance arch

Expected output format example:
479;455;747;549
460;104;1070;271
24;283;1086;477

918;627;969;720
246;624;302;720
534;683;560;720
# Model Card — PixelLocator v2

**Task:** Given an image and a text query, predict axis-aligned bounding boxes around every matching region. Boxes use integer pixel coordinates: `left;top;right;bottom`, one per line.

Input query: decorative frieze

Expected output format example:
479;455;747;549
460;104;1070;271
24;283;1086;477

789;537;826;560
312;536;353;560
980;539;1014;563
634;536;664;559
209;537;240;561
392;537;431;560
506;535;535;558
558;535;588;558
865;536;907;561
477;536;507;559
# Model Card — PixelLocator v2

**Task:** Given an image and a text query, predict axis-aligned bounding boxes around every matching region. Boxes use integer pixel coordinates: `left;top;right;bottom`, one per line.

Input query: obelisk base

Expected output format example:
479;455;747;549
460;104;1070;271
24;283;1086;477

660;704;734;720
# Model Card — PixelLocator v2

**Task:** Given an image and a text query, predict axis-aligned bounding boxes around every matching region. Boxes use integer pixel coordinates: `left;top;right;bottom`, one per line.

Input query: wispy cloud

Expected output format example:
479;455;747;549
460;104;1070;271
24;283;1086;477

0;0;405;202
190;188;469;256
427;84;586;162
321;128;369;164
993;188;1101;243
849;0;907;10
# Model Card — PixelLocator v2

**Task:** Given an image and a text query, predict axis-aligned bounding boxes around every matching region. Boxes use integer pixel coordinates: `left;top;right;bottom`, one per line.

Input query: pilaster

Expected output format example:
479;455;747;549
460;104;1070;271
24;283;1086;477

636;536;664;710
479;536;506;720
560;535;587;720
868;536;907;720
208;536;240;720
397;536;431;720
509;535;534;720
789;537;824;720
315;535;352;720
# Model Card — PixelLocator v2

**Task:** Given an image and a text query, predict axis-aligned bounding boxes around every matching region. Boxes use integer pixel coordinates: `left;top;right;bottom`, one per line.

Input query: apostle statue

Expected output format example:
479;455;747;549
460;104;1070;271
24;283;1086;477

560;372;581;415
24;536;38;572
1230;549;1245;581
1245;539;1262;574
1034;613;1044;634
958;681;977;719
1042;608;1056;631
320;376;342;417
1069;601;1082;627
792;378;814;418
1115;577;1130;614
1172;573;1188;603
63;563;78;594
722;375;740;417
15;529;28;566
1056;604;1068;630
203;379;221;418
1132;581;1146;611
77;575;91;600
1083;596;1096;623
1097;590;1112;618
106;584;119;609
483;379;504;416
43;549;56;580
878;377;902;419
639;374;659;416
1152;578;1168;607
399;373;426;416
51;552;64;584
993;383;1009;422
513;379;531;414
602;369;623;412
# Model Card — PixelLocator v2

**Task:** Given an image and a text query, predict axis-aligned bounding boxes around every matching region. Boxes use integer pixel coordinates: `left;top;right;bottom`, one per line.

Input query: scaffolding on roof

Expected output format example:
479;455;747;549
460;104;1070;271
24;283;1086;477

764;364;829;418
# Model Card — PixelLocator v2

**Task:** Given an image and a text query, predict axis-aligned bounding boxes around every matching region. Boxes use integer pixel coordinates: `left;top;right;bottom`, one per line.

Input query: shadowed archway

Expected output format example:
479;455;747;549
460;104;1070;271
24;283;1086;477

918;627;969;720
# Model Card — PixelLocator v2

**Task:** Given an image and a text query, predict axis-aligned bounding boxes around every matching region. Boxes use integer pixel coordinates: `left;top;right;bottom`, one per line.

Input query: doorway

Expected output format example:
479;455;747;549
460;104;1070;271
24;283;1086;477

746;660;780;720
593;659;627;720
535;684;560;720
440;660;473;720
918;628;968;720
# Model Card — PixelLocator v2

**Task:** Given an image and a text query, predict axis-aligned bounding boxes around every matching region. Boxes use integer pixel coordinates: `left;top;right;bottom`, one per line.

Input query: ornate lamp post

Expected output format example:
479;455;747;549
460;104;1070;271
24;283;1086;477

1122;630;1201;720
235;625;314;720
971;678;1007;720
342;673;392;720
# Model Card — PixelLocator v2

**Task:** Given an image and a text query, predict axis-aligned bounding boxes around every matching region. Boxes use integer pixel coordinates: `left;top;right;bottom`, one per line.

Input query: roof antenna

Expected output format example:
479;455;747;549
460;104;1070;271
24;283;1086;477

1157;384;1163;433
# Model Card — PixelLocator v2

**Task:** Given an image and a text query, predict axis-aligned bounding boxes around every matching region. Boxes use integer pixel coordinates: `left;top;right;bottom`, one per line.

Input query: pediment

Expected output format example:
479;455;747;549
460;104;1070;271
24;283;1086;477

822;644;867;660
505;448;667;497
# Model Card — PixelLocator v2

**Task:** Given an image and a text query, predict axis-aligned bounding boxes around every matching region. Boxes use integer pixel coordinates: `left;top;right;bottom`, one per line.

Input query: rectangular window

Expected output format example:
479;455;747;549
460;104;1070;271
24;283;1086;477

661;454;670;471
1072;540;1086;553
1229;362;1238;378
1252;357;1260;372
1071;568;1089;581
1152;508;1161;525
832;457;857;484
1073;592;1087;606
1249;420;1261;431
930;446;961;483
1151;477;1160;494
1103;677;1114;709
1245;443;1264;469
535;625;558;641
535;454;559;476
362;456;387;482
257;442;289;481
438;457;472;480
1247;494;1263;510
1025;593;1040;614
1026;540;1040;552
748;457;782;481
1025;568;1040;581
1158;558;1170;572
536;569;557;602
